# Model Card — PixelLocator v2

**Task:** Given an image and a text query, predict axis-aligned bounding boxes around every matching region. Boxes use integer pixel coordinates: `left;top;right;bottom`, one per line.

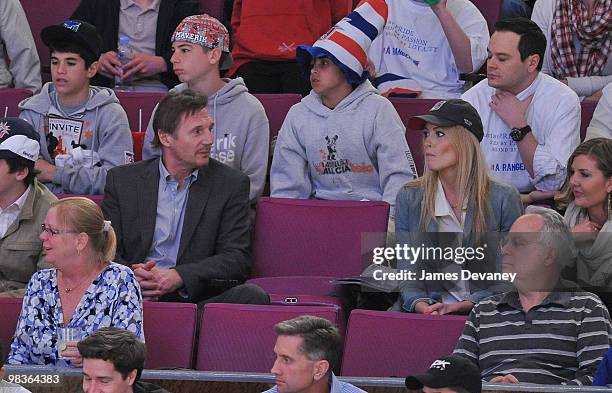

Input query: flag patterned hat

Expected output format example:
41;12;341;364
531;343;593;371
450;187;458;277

296;0;388;84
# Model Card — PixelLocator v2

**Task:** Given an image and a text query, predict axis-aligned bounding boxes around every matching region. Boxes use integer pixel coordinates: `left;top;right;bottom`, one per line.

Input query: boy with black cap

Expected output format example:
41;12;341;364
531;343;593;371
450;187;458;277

270;0;415;220
142;14;269;204
405;354;482;393
19;20;133;195
0;117;57;297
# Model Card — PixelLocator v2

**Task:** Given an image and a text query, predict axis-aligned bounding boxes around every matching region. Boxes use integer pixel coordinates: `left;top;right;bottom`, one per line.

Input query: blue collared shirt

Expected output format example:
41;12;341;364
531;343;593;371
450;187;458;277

146;159;198;269
262;373;367;393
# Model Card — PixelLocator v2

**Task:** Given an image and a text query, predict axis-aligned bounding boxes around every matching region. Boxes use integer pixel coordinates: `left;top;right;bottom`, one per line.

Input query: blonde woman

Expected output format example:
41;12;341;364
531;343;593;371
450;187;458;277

8;197;143;366
395;99;523;314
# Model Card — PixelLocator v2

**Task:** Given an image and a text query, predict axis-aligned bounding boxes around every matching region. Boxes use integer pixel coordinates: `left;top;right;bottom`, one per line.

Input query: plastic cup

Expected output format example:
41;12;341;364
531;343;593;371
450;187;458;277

57;327;83;359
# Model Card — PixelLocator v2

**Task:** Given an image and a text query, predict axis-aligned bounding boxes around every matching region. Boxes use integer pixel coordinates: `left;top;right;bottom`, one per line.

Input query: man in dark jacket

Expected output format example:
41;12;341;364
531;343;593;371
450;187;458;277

71;0;199;91
78;328;172;393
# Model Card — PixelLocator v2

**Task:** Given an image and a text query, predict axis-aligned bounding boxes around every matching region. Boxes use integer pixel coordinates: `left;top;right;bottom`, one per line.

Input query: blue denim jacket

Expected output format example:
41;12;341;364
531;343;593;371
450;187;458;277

394;179;523;312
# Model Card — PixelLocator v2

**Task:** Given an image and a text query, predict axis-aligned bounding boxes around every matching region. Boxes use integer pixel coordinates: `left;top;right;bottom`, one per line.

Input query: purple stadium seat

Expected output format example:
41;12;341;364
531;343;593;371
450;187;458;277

253;94;301;142
340;310;467;377
115;92;165;132
143;301;197;369
470;0;502;35
0;88;33;117
580;101;598;142
389;98;439;176
0;297;23;356
20;0;81;81
253;197;389;279
195;303;341;372
199;0;225;22
55;194;104;206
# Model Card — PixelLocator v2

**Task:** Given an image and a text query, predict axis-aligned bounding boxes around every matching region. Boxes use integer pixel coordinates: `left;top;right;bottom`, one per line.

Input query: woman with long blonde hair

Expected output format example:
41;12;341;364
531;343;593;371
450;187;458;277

395;99;523;315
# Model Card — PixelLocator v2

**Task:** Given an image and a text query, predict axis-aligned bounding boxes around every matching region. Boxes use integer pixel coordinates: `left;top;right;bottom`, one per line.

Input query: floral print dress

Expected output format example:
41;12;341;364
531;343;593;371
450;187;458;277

8;262;144;365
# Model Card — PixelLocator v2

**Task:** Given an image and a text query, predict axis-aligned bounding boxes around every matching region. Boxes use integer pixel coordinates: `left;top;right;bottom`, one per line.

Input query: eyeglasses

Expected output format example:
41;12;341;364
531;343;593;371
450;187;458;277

40;224;78;237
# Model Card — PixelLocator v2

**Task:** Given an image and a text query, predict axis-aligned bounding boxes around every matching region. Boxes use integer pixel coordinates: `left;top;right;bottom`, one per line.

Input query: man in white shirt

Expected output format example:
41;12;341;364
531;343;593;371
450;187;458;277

368;0;489;99
462;17;580;204
0;117;57;296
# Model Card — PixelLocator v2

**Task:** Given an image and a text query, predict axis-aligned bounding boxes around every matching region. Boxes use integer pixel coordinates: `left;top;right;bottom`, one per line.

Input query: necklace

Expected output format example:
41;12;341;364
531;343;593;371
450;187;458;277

60;268;100;294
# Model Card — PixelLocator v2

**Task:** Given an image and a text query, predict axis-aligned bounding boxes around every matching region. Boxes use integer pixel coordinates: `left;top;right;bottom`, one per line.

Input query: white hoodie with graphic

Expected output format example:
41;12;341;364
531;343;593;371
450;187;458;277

270;80;416;216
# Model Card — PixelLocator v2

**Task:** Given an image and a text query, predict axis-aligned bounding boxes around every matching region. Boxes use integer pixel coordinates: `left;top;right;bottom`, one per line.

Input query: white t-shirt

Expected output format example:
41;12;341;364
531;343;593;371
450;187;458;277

368;0;489;99
462;73;580;193
531;0;612;97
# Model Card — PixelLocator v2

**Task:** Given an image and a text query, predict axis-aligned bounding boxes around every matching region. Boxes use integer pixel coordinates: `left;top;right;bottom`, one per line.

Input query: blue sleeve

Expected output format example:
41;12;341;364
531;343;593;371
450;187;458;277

110;268;145;340
593;347;612;386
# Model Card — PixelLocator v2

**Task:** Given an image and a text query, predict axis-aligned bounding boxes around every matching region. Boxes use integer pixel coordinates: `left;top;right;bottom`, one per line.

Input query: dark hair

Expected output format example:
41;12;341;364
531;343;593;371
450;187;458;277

77;328;145;381
0;342;4;369
5;156;38;186
274;315;341;373
49;41;97;68
494;17;546;71
151;89;208;148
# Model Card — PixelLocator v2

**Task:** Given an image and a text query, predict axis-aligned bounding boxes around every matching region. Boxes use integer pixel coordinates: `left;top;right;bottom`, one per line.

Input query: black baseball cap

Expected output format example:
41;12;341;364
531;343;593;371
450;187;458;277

408;99;484;142
41;20;102;59
405;355;482;393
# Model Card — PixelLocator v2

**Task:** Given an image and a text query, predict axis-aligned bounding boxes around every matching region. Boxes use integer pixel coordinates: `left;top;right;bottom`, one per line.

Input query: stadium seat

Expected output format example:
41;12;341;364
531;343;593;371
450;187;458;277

20;0;81;81
132;131;145;162
0;88;33;117
115;92;165;132
389;98;439;176
195;303;341;372
143;301;198;369
580;101;598;142
0;297;23;356
340;310;467;377
199;0;225;22
253;94;301;142
251;197;389;289
55;194;104;205
470;0;503;35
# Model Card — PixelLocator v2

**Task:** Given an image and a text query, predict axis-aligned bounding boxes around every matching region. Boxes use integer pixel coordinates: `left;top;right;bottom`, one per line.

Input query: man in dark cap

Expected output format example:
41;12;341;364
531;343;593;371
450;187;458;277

405;354;481;393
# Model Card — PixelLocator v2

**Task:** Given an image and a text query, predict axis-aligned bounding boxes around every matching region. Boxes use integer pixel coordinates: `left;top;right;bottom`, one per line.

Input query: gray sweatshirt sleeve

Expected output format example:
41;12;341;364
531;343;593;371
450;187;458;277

142;103;161;160
241;107;269;202
0;0;41;92
52;103;133;194
372;100;416;217
270;108;313;199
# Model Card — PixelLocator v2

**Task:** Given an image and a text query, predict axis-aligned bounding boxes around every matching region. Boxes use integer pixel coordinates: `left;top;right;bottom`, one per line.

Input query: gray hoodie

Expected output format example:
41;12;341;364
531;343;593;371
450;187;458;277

270;80;416;216
142;78;270;202
19;82;133;195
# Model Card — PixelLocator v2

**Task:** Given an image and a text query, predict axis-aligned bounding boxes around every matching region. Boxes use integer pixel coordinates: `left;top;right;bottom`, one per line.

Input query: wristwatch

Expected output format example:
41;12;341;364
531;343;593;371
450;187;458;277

510;125;532;142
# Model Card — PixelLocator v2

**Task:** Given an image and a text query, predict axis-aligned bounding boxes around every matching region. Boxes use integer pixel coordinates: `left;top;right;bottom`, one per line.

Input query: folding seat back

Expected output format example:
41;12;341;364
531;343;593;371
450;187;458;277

0;88;33;117
470;0;503;35
580;101;598;142
0;298;23;356
253;94;302;142
199;0;225;21
253;197;389;279
115;92;165;132
143;301;197;369
389;98;439;176
195;303;340;372
341;310;467;377
20;0;81;80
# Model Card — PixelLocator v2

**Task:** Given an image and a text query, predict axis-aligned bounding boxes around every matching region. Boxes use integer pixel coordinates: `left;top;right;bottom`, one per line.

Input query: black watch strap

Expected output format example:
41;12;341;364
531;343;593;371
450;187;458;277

510;125;531;142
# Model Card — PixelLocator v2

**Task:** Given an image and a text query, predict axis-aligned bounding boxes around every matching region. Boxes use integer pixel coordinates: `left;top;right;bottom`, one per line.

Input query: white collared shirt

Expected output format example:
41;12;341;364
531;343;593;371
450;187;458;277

434;178;466;232
434;179;469;303
0;185;31;238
